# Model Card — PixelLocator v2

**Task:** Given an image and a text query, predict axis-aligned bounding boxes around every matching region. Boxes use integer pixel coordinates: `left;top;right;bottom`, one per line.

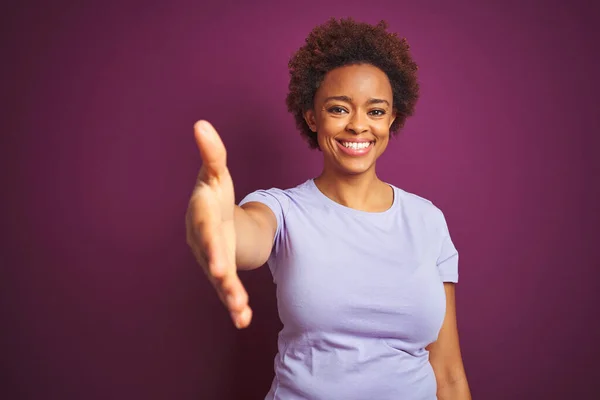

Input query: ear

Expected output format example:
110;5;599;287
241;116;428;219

389;110;397;128
303;109;317;132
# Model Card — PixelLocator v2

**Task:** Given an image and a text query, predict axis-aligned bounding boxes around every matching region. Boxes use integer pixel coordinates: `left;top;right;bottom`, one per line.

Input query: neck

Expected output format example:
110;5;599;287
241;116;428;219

314;166;392;212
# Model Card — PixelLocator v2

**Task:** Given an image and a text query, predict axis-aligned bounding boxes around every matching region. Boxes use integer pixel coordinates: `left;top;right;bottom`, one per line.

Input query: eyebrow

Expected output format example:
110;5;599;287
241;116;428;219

323;96;390;106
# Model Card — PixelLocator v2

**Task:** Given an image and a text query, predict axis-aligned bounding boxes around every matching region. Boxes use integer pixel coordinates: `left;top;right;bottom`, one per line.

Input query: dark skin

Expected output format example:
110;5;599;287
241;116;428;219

305;63;471;399
304;63;395;212
186;63;470;399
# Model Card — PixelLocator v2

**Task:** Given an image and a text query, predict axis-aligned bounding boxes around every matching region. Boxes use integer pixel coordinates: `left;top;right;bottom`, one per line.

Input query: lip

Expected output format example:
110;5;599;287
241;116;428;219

336;138;372;143
335;139;374;156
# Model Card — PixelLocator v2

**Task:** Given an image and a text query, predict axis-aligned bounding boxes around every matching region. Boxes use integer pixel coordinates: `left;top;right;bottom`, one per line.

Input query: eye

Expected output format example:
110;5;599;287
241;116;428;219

328;106;348;115
368;109;386;117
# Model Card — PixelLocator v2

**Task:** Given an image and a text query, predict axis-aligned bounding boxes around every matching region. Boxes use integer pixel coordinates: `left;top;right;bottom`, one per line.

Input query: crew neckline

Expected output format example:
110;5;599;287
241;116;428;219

307;178;399;217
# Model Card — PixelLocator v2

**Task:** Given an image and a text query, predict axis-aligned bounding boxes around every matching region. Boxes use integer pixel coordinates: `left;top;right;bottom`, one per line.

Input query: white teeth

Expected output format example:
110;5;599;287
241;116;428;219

342;141;371;149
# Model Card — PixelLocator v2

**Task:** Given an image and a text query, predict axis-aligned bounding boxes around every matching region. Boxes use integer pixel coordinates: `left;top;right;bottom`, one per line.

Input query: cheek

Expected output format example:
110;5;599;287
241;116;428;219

318;114;347;133
376;135;388;148
374;131;390;151
316;132;336;151
378;139;389;153
315;130;327;147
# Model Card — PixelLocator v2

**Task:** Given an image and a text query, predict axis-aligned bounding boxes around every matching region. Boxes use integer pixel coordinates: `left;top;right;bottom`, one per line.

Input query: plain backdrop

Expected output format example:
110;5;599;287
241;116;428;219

2;0;599;399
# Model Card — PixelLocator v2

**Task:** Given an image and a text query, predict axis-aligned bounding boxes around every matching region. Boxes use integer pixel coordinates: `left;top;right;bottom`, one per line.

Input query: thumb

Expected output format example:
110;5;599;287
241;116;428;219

194;120;228;179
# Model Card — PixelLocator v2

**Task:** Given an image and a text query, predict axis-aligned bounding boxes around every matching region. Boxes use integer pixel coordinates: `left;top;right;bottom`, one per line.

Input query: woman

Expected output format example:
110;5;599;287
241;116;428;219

186;18;471;400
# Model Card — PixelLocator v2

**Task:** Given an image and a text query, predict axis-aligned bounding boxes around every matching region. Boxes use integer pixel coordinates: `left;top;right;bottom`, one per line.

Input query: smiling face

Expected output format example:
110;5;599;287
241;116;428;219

304;63;396;177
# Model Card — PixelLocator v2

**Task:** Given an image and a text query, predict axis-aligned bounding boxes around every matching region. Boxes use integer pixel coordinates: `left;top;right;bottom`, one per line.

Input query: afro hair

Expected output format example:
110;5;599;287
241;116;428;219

286;18;420;149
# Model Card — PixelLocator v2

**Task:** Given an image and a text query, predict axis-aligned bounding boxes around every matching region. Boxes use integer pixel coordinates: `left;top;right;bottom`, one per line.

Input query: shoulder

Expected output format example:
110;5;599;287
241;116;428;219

245;180;312;200
239;180;313;210
391;185;448;229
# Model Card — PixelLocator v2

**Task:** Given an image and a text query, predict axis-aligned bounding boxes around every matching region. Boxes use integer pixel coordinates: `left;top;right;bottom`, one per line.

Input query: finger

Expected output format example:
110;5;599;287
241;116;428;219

205;267;252;328
208;227;247;311
217;272;249;312
221;275;252;329
194;231;252;328
232;306;252;329
198;201;251;328
214;270;252;328
193;120;228;180
190;216;254;329
208;235;247;307
189;186;229;278
188;189;243;304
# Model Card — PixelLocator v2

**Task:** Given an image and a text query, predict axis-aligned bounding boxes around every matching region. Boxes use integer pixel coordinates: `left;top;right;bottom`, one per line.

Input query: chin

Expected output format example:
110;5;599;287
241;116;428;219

335;161;376;176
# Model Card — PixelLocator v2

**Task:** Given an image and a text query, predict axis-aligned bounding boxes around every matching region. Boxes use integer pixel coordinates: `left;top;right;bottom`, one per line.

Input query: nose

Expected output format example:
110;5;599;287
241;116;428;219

345;112;368;135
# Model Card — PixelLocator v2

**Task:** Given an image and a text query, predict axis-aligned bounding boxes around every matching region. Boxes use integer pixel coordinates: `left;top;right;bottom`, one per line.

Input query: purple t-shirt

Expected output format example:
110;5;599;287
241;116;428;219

239;179;459;400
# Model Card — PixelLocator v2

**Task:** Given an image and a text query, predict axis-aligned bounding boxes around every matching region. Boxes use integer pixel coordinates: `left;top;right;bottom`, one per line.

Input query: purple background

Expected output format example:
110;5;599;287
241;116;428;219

2;0;599;399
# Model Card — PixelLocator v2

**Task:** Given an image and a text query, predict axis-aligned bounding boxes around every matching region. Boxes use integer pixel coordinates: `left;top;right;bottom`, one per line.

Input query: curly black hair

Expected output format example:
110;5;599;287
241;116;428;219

286;18;420;149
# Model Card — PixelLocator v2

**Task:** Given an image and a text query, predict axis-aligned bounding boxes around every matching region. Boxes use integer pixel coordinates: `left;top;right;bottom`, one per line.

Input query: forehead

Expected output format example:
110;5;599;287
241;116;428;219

317;64;393;100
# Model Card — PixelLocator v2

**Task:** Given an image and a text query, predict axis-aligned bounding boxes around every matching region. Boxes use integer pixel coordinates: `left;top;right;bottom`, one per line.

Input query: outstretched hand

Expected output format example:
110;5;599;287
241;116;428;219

185;120;252;329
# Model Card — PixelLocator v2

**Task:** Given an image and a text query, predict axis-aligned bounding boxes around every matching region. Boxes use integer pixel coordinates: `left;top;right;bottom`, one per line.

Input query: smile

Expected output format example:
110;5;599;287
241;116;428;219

335;140;374;156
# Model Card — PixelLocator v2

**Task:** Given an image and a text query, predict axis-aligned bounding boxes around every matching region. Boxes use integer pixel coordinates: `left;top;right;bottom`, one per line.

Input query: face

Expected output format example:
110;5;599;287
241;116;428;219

304;63;396;176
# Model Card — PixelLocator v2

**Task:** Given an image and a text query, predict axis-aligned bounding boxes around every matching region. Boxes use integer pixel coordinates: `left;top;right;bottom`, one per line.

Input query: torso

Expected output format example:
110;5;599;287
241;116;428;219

261;180;448;400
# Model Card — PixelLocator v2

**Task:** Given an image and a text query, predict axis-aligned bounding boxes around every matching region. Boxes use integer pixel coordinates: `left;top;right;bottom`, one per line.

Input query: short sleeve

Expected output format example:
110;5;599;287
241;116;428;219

435;209;459;283
239;188;290;246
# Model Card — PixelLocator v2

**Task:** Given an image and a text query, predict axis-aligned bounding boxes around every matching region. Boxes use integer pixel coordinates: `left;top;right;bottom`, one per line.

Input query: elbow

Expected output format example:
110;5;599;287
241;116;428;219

434;367;471;400
437;370;468;388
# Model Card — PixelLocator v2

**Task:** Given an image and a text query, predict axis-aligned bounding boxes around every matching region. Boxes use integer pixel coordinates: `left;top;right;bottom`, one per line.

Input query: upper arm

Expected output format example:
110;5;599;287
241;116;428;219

435;208;459;283
241;201;278;242
427;283;468;386
236;188;290;270
234;201;278;270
